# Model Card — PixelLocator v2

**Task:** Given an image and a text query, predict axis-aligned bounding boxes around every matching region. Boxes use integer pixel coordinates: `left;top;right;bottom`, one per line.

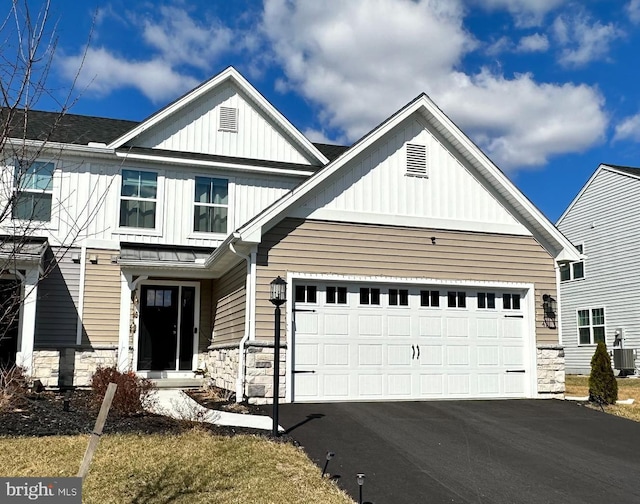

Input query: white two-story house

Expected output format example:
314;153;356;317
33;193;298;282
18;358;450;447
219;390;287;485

1;67;580;403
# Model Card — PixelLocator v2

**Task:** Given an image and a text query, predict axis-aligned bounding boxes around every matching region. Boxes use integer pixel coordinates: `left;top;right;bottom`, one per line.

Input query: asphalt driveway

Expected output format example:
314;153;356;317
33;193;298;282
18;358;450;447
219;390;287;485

278;400;640;504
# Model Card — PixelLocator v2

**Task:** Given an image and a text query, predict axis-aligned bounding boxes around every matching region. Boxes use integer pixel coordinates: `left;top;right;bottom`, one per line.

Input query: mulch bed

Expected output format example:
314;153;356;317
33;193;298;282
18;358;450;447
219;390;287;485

0;389;269;438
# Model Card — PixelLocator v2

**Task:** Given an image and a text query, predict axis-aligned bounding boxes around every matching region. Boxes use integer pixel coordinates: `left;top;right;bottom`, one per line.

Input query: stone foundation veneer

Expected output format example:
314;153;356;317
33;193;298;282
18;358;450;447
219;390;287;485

244;341;286;405
206;344;239;394
31;347;119;388
537;345;565;397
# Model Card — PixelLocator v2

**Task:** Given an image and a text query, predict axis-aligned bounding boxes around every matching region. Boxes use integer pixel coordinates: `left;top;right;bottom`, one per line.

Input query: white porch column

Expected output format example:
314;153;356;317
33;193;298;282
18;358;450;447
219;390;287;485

117;271;133;371
17;268;39;374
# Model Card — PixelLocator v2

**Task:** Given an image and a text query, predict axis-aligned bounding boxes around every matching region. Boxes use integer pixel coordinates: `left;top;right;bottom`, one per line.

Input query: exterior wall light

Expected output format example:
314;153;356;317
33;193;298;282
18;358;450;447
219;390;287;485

542;294;557;329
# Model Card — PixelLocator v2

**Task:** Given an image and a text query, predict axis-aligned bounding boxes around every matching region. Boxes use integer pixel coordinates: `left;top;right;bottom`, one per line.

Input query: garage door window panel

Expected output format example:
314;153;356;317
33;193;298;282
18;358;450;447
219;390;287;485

360;287;380;306
503;293;521;310
295;285;317;304
448;291;466;308
389;288;409;307
326;286;348;305
478;293;496;309
420;290;440;307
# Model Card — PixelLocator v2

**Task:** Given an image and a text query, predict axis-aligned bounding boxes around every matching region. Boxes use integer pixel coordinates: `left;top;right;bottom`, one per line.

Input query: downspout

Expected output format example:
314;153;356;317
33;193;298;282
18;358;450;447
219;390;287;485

229;240;252;403
554;261;563;347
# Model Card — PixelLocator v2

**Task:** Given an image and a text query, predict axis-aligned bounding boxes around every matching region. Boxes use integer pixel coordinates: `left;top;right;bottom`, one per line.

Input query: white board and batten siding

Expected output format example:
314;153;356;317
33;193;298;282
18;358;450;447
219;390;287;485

293;115;530;237
134;82;317;165
17;157;300;249
558;167;640;374
291;280;535;402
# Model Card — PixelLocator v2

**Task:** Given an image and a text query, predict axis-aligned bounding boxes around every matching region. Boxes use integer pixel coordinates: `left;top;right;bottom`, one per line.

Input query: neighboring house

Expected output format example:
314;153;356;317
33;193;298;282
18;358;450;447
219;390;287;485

0;66;580;403
557;164;640;375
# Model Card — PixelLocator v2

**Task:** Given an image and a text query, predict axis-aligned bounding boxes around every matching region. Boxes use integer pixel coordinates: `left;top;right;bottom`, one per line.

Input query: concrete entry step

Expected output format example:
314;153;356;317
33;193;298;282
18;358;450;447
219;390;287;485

151;378;205;389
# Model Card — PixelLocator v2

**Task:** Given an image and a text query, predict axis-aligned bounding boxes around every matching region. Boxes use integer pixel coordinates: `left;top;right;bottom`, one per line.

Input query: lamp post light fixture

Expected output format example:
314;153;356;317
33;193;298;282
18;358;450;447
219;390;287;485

356;473;365;504
269;276;287;437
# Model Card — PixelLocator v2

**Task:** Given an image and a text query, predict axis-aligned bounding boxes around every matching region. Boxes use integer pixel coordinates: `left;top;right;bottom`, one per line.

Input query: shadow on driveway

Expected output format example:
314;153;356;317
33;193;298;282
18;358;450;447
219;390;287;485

278;400;640;504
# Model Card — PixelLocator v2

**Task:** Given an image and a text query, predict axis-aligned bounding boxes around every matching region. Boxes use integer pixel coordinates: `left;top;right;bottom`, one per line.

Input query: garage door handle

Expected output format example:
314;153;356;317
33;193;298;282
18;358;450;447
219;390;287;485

412;345;415;359
506;369;526;373
505;315;524;318
293;370;316;374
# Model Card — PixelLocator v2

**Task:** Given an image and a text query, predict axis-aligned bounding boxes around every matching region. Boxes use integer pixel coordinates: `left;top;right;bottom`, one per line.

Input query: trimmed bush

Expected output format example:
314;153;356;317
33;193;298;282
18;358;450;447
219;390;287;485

0;365;28;412
90;366;155;416
588;341;618;405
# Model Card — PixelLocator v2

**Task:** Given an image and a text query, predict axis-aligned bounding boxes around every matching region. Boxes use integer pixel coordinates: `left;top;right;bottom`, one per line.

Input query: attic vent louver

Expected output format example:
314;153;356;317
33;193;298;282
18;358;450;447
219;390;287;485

219;106;238;132
406;143;427;177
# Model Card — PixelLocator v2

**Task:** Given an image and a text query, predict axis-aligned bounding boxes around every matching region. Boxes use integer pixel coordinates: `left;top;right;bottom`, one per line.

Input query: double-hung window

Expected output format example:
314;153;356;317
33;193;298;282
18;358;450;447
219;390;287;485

194;177;228;233
120;170;157;229
578;308;605;345
560;244;585;281
13;160;54;221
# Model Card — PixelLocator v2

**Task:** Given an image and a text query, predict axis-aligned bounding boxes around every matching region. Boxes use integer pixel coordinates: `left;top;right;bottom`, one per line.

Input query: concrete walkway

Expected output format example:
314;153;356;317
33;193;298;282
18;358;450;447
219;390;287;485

149;389;279;431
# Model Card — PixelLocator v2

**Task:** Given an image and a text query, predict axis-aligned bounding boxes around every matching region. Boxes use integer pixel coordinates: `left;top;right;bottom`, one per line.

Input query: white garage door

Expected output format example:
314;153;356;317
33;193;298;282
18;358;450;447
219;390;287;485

292;282;532;402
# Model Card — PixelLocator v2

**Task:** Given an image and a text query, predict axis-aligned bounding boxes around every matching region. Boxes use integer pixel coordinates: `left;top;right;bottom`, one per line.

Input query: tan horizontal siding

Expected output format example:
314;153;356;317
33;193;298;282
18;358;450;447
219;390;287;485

255;218;558;344
81;250;120;346
211;261;246;345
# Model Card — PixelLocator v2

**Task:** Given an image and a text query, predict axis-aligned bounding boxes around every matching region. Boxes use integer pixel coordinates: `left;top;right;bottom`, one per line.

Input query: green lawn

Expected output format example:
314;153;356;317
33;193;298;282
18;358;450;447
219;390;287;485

0;429;354;504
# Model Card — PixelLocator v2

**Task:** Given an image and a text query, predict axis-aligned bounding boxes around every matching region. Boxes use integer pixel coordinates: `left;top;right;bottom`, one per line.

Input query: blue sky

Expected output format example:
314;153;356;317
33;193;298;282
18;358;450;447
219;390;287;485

13;0;640;222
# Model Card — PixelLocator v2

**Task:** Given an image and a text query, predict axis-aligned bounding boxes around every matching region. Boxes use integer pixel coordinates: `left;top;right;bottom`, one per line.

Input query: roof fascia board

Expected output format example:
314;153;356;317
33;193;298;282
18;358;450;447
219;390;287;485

418;98;581;262
107;67;330;166
556;164;606;226
5;137;116;158
114;150;315;177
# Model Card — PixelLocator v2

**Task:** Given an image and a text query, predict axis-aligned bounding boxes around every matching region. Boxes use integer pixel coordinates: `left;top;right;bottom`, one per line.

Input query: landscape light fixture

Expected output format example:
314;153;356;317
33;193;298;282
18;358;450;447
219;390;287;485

322;451;335;477
356;473;365;504
269;276;287;436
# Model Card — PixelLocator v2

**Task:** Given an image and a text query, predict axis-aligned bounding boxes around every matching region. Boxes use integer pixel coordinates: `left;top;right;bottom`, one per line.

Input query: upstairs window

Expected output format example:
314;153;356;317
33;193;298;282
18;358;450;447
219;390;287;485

578;308;605;345
13;160;54;221
194;177;228;233
406;143;427;177
120;169;157;229
560;244;585;281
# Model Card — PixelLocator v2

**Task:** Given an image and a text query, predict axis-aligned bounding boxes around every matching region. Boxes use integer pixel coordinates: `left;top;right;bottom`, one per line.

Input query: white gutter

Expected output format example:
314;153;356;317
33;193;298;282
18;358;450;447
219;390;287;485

115;151;315;177
229;240;252;403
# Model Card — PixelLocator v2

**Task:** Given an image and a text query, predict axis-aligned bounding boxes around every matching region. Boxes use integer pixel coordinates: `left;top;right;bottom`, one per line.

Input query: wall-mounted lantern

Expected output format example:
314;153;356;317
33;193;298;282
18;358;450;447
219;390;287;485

542;294;557;329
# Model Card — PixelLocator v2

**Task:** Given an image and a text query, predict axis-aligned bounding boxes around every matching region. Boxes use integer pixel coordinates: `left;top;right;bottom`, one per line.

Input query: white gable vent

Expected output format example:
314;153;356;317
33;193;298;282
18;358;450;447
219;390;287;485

219;106;238;132
406;143;427;177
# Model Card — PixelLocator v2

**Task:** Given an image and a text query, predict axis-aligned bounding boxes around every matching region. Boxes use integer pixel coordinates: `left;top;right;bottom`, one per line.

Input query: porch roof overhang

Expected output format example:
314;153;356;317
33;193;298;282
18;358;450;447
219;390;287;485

118;243;219;277
0;237;48;273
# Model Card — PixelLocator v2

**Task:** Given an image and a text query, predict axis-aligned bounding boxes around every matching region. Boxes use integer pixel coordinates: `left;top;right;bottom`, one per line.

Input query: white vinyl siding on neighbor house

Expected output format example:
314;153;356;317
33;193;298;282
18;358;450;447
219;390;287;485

293;116;530;236
558;167;640;374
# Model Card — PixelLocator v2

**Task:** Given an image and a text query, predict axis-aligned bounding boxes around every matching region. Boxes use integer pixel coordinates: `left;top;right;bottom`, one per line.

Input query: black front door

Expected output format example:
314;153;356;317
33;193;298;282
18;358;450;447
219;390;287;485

0;280;20;368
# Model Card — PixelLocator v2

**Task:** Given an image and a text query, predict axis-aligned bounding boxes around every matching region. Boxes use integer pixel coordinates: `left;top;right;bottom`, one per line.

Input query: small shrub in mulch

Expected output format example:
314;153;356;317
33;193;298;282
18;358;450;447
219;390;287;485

90;366;155;416
589;341;618;405
0;365;29;413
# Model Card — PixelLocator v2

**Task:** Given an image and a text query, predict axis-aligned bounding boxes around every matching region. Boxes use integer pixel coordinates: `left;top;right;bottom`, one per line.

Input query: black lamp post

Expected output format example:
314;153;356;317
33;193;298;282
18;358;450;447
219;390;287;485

269;276;287;437
356;473;365;504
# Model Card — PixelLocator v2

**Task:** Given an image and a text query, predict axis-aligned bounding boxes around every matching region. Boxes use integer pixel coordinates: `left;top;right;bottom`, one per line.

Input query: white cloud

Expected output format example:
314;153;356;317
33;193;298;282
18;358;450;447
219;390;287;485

58;47;200;103
553;14;623;67
58;4;235;103
486;36;514;56
613;113;640;142
516;33;549;52
627;0;640;24
262;0;607;170
475;0;566;27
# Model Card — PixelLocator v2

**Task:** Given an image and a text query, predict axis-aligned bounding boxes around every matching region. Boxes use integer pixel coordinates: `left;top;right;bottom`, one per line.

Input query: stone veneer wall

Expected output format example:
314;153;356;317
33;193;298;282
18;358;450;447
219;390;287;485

31;347;119;388
244;341;286;405
207;344;239;394
537;345;565;397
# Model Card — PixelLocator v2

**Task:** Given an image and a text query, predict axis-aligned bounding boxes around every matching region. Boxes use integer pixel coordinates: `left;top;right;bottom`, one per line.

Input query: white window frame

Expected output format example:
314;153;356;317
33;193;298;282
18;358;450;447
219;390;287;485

419;289;440;308
447;291;467;309
12;159;57;225
326;285;348;306
359;287;381;306
388;288;409;307
577;307;606;346
294;284;318;305
560;243;585;282
192;176;229;235
477;292;496;310
502;293;521;310
116;168;163;235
